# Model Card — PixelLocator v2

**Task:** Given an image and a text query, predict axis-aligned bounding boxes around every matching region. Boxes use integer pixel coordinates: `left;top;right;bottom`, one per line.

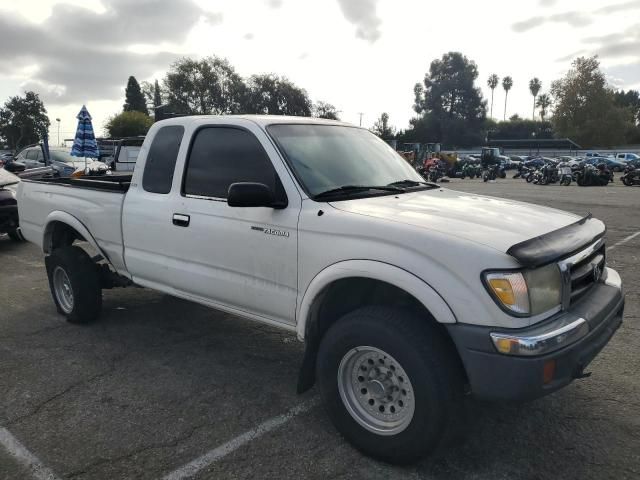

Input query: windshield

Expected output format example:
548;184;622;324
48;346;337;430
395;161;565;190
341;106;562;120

49;150;78;163
267;124;424;197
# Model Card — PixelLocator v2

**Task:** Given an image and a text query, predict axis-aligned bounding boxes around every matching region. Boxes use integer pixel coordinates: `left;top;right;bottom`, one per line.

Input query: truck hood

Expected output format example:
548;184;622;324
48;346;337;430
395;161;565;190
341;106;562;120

329;188;581;254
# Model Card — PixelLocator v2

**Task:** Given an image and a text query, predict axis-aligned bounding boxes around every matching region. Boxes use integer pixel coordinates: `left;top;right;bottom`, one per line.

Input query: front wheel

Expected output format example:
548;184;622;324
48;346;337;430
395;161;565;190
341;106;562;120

317;307;463;464
622;175;632;186
45;245;102;323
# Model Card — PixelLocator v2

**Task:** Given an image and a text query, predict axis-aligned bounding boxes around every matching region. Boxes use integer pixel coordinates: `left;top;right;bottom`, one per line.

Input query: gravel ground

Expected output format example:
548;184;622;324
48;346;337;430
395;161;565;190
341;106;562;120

0;177;638;480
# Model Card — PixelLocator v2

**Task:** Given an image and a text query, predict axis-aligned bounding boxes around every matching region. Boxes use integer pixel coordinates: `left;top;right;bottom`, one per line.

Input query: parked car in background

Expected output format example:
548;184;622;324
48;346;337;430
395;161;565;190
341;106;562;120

0;168;25;241
14;145;109;176
584;152;602;158
583;156;627;172
615;153;640;162
101;137;143;172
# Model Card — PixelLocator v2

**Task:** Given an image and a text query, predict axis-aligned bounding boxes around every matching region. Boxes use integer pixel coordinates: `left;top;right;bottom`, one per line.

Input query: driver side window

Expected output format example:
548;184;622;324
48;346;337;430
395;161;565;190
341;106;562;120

183;127;279;199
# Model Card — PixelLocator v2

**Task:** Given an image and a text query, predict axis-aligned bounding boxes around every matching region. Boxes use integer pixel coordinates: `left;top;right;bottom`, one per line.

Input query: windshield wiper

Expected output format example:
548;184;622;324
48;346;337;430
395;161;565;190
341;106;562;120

313;184;406;200
387;179;438;188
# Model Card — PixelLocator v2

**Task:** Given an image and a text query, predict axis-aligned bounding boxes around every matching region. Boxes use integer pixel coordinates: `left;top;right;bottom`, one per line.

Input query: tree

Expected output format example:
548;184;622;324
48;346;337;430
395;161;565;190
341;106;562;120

489;118;555;141
412;52;487;147
614;89;640;125
0;91;50;150
536;93;552;121
153;79;162;108
529;77;542;120
123;76;148;115
313;101;340;120
105;111;153;138
551;56;628;147
487;74;499;119
371;112;396;138
164;56;247;115
244;74;312;116
502;76;513;121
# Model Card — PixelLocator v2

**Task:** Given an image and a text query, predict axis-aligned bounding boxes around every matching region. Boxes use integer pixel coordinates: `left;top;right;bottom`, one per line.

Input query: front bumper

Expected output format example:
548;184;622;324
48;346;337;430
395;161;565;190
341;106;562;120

447;267;624;402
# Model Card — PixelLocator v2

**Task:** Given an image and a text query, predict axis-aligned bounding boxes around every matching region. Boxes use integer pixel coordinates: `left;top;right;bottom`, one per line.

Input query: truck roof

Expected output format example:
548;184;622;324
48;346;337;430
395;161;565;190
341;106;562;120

154;115;354;129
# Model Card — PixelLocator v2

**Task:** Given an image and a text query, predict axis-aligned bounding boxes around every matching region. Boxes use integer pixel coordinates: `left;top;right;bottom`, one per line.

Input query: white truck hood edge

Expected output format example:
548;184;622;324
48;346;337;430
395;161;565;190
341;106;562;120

329;188;582;254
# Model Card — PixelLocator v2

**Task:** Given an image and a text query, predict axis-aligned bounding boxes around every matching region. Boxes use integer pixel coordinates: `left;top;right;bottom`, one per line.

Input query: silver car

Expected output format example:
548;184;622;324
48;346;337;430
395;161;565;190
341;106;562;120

14;145;108;176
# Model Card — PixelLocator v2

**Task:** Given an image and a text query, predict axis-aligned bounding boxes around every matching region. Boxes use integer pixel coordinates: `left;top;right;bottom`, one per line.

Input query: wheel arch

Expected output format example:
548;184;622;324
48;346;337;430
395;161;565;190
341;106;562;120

43;211;110;264
295;260;458;393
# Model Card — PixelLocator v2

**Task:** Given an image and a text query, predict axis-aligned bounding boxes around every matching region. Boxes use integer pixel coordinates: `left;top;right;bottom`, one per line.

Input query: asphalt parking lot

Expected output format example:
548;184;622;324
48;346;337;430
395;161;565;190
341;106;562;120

1;177;639;480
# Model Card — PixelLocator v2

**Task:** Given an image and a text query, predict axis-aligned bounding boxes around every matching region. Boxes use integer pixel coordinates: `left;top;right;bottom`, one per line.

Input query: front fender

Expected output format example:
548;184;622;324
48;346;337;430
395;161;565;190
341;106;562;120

296;260;456;341
43;211;110;264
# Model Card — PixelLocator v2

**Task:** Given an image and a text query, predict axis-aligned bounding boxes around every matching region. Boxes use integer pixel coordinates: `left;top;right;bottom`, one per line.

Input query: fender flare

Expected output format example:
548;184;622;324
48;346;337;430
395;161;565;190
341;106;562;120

42;211;111;265
296;260;456;341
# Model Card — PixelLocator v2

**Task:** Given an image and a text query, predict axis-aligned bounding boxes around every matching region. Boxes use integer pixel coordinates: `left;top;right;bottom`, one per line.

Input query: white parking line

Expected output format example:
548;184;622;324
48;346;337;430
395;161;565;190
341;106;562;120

0;427;61;480
162;397;320;480
607;231;640;251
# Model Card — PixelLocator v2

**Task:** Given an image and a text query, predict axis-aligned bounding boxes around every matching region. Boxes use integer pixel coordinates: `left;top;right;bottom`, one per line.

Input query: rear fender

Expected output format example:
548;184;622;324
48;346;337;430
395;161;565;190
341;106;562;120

43;211;112;266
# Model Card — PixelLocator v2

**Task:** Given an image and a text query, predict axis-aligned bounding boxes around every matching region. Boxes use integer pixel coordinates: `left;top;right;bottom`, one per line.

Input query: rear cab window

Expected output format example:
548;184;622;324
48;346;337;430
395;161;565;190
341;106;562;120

142;125;185;194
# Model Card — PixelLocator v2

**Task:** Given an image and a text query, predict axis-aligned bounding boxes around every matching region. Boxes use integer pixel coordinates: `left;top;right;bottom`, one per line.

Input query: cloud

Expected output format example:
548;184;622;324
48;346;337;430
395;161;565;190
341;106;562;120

336;0;382;43
243;32;255;40
0;0;216;104
539;0;558;6
594;1;640;15
512;11;591;32
265;0;283;8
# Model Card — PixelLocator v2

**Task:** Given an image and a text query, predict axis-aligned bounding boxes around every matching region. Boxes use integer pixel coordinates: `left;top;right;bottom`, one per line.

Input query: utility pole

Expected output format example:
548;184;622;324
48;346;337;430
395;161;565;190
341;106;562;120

55;118;61;146
358;112;364;127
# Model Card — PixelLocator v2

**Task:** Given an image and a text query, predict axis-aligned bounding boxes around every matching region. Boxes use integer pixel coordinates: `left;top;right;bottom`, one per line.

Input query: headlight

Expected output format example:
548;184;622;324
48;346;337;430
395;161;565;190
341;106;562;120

484;263;562;316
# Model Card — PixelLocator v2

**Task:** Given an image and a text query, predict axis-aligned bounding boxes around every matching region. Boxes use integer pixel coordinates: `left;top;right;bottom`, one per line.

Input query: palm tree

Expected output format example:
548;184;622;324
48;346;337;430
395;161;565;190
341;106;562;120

536;93;552;121
502;76;513;121
529;78;542;120
487;74;499;119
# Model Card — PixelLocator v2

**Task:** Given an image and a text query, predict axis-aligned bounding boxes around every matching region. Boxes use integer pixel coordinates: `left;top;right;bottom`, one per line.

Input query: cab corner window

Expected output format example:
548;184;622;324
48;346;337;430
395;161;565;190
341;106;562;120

183;127;278;199
142;125;185;194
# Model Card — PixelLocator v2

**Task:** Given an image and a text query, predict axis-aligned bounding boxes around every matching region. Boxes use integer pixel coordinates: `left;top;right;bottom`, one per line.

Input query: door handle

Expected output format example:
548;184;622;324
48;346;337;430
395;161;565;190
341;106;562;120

172;213;190;227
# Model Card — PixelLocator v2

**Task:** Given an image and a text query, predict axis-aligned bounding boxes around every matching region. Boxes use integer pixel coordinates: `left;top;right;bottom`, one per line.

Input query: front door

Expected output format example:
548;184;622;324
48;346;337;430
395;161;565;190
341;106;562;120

169;125;300;326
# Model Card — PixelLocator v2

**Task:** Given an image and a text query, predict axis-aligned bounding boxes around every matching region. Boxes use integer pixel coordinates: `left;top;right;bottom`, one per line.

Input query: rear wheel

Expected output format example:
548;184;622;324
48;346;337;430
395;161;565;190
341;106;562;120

622;175;632;186
45;246;102;323
317;306;463;464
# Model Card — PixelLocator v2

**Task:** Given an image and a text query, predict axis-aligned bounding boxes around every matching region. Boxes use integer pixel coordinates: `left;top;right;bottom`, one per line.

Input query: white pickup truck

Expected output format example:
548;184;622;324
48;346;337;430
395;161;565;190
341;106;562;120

17;116;625;464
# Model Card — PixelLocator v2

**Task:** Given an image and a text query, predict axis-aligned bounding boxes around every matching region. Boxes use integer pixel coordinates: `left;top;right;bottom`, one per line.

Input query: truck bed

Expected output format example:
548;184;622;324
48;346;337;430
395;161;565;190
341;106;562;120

24;174;132;192
18;174;131;274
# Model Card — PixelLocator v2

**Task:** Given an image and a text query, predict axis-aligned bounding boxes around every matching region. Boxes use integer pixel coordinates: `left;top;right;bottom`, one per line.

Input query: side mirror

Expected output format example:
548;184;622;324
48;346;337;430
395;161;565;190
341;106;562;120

227;182;284;209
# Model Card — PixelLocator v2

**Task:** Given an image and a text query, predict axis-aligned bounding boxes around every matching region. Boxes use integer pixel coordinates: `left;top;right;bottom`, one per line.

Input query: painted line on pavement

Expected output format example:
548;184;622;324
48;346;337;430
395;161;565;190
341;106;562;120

0;427;61;480
162;397;320;480
607;231;640;251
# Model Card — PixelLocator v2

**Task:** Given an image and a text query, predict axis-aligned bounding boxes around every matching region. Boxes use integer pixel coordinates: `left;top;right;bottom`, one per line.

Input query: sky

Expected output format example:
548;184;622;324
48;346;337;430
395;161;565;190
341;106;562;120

0;0;639;143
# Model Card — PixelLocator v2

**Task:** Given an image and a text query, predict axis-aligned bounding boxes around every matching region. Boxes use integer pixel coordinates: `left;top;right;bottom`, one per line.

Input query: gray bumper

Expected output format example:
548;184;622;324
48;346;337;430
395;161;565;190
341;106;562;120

446;268;624;402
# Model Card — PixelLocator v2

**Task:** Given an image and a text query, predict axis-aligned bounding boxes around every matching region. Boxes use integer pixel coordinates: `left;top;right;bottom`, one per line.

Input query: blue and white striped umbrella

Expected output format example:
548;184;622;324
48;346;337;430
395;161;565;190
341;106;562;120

70;105;100;158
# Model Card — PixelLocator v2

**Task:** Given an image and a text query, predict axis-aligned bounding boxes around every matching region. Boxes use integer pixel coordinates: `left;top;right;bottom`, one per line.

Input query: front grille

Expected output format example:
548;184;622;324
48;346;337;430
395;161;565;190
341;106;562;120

568;244;605;304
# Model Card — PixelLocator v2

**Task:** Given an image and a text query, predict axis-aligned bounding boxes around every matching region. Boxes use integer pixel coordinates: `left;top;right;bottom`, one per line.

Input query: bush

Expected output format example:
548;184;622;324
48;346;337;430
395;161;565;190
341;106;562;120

105;111;153;138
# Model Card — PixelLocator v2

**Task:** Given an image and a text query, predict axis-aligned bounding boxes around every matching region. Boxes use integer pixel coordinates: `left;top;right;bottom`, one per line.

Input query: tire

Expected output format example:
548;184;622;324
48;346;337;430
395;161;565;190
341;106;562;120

482;172;488;182
45;245;102;323
316;306;463;465
7;228;26;242
622;176;632;186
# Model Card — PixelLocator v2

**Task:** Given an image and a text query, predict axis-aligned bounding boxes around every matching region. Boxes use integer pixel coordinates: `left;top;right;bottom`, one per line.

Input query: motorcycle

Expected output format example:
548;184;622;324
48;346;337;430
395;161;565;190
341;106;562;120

575;163;612;186
535;162;559;185
482;164;504;182
621;164;640;186
557;162;572;186
459;163;481;179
